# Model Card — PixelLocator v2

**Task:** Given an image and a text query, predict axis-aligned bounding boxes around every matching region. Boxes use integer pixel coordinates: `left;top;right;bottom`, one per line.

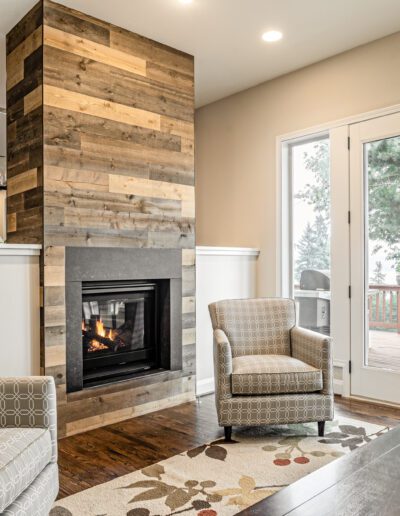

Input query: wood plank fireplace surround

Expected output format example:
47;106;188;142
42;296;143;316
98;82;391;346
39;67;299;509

6;0;195;437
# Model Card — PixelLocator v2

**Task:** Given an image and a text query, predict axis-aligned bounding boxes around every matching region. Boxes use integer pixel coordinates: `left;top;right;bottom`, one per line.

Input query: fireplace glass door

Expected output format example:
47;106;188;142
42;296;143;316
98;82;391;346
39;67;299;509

82;281;158;383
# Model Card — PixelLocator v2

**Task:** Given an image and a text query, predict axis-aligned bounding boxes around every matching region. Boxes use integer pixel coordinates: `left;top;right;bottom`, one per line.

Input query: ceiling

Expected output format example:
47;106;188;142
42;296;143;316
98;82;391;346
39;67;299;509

2;0;400;107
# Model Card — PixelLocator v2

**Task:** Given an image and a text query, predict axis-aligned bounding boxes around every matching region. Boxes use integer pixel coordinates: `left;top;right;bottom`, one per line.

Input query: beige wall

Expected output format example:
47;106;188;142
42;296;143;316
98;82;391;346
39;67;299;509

195;31;400;296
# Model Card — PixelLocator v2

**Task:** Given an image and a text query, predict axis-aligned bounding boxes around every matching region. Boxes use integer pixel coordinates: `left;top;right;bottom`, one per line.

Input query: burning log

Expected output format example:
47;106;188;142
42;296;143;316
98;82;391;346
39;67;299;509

82;329;116;348
82;320;128;353
82;317;141;354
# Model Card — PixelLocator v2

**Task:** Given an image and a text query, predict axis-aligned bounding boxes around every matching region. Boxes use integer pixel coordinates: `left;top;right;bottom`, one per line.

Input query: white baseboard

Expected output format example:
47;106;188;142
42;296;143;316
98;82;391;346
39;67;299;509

333;378;343;395
333;359;350;397
196;377;215;397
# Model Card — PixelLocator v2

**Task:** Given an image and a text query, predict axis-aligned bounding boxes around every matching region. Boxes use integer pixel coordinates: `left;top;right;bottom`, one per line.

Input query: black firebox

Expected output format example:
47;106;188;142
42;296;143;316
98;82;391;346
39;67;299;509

82;281;160;385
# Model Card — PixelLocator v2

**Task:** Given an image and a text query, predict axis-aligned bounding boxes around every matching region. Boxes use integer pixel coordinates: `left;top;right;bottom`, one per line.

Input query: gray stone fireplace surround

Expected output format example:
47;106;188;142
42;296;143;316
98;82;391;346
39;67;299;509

65;247;182;392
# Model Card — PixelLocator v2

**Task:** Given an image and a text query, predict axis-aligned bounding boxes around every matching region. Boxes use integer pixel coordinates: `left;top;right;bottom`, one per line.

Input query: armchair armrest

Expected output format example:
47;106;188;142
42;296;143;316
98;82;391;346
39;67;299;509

0;376;58;462
213;329;233;400
291;326;333;395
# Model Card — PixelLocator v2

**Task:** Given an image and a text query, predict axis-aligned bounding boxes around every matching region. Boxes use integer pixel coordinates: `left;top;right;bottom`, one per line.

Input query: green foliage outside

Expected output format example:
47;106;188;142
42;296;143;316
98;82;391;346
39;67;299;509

294;216;329;281
295;136;400;284
294;139;330;283
371;261;385;285
367;137;400;272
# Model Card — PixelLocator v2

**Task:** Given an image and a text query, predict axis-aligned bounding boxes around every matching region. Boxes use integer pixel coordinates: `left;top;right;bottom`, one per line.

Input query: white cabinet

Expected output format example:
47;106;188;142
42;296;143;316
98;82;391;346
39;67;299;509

195;246;259;395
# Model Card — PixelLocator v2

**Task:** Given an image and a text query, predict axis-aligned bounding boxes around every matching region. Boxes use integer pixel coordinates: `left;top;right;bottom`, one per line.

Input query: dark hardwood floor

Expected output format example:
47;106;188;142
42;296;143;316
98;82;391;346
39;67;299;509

58;394;400;499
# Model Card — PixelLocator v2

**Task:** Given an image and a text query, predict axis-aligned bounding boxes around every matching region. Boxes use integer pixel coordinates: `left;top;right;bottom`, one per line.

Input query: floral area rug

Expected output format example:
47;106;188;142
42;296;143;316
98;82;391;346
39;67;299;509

51;417;389;516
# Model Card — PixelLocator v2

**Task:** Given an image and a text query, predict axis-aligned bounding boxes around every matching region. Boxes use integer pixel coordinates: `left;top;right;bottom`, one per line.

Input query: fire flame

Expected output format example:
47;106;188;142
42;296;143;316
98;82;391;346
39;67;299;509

95;319;114;340
86;319;114;352
96;319;106;338
82;318;115;352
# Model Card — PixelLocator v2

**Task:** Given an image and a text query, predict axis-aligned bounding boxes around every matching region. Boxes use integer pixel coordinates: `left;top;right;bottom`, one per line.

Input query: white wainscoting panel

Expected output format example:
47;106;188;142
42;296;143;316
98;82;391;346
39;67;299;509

0;191;6;241
195;246;260;396
0;245;41;376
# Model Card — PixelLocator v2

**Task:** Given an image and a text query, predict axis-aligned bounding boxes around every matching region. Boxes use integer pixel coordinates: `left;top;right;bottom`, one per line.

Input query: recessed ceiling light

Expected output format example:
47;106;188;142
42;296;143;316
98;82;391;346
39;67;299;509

262;30;283;43
180;0;193;4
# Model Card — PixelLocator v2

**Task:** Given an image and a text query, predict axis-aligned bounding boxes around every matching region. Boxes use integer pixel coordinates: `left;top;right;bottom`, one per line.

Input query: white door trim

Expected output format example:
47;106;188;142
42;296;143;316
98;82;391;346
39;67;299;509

330;125;351;397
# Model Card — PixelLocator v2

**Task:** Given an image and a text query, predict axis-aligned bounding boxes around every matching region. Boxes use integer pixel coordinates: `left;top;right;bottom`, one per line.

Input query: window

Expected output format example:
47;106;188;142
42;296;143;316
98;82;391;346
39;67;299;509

284;135;331;335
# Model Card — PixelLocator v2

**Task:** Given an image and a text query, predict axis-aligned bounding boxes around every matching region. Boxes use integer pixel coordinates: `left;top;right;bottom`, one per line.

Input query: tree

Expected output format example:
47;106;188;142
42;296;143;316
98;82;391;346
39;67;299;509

367;137;400;271
295;136;400;274
370;261;385;285
294;140;330;280
295;139;330;222
295;215;330;282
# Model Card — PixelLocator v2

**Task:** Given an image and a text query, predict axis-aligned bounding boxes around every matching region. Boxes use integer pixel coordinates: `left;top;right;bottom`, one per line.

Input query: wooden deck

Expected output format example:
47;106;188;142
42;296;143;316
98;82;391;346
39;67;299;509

368;330;400;371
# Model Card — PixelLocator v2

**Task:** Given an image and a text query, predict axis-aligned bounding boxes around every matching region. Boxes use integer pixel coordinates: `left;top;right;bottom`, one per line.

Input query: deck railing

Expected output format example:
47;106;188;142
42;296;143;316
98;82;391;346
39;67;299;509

368;284;400;333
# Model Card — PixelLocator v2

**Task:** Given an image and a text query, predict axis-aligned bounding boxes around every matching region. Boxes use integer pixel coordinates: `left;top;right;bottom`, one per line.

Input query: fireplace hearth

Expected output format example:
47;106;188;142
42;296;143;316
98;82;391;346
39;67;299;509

66;248;183;393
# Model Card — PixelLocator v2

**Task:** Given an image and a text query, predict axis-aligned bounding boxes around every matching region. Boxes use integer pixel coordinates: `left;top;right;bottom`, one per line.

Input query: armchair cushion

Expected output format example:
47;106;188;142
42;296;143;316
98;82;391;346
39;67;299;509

231;354;323;395
0;428;52;512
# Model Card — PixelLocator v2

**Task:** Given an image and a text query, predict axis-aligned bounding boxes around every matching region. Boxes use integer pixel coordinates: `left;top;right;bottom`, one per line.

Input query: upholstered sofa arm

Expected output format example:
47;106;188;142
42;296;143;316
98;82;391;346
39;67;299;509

291;327;333;395
213;329;233;400
0;376;58;462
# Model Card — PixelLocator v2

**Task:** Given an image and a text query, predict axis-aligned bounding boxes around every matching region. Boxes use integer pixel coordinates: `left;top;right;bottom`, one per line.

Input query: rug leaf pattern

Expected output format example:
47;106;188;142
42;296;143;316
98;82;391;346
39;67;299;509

51;417;389;516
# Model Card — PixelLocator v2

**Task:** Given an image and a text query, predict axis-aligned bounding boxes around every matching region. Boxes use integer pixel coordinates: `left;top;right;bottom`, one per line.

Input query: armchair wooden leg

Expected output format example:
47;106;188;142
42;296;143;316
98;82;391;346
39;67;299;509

224;426;232;442
318;421;325;437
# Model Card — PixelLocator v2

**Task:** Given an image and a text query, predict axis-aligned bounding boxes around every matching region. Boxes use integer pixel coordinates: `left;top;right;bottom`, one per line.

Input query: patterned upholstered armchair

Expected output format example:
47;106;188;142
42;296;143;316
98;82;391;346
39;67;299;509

0;376;59;515
209;298;333;441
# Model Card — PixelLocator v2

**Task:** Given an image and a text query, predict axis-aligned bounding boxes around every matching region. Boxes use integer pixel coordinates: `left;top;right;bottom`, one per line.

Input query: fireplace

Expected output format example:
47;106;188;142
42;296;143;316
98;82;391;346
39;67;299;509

66;248;182;393
82;280;160;386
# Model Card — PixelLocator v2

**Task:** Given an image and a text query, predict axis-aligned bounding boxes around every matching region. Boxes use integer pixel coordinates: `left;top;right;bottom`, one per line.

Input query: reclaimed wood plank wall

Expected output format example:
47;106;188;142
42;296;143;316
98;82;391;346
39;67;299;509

7;0;195;437
6;1;44;244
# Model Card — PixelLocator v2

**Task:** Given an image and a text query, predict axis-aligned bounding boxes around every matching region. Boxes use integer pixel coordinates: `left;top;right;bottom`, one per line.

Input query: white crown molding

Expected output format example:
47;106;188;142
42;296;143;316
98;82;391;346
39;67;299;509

196;246;260;257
